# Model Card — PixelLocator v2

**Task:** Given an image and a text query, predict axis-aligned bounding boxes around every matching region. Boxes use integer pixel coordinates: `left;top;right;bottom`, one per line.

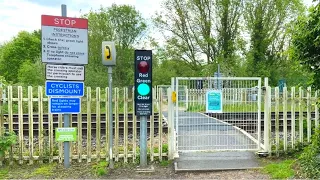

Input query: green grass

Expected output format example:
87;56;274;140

262;159;295;179
0;168;8;179
29;163;56;178
160;160;172;167
92;161;109;176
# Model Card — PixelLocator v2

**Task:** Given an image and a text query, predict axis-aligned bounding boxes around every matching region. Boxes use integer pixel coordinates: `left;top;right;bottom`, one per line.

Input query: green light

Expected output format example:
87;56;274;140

137;83;150;96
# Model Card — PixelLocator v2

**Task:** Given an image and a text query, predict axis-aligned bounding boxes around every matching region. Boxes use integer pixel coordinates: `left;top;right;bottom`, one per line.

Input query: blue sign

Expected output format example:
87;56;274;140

49;97;81;114
206;90;223;113
46;81;84;97
278;79;286;92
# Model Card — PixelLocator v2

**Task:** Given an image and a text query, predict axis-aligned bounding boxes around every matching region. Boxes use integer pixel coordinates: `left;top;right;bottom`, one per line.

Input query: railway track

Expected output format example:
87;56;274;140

1;113;168;135
2;111;316;135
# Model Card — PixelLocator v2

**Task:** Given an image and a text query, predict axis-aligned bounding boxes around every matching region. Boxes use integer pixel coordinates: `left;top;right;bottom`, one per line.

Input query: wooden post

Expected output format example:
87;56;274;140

96;87;101;162
18;86;24;164
38;86;44;164
28;86;34;164
115;88;119;162
58;114;63;163
87;87;92;163
8;86;13;165
315;90;319;130
283;87;287;151
132;87;137;163
299;87;303;143
275;87;279;156
159;88;163;161
291;87;296;149
307;87;311;142
124;87;128;163
77;109;82;162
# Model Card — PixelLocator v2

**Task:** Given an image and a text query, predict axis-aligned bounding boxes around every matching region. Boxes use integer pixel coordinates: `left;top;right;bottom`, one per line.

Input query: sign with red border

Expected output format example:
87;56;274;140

41;15;88;65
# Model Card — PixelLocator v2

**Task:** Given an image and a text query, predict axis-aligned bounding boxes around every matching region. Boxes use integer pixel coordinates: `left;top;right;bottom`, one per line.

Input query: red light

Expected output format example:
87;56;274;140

138;61;149;73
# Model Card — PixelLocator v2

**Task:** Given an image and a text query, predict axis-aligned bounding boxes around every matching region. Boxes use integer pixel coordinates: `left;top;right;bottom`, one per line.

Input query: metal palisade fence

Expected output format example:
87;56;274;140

0;84;320;165
263;86;319;156
0;86;169;165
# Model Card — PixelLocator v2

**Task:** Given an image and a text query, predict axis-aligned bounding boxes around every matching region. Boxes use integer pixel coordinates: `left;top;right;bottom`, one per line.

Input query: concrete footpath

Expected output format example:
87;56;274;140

163;111;262;171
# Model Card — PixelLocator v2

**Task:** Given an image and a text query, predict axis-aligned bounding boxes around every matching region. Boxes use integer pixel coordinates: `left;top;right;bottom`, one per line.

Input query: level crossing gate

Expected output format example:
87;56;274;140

171;77;262;152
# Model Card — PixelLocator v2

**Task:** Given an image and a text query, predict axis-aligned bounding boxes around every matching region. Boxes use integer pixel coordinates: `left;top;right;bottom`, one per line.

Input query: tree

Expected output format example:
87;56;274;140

244;0;304;84
17;57;45;86
0;31;41;83
82;4;146;87
292;3;320;89
154;0;244;74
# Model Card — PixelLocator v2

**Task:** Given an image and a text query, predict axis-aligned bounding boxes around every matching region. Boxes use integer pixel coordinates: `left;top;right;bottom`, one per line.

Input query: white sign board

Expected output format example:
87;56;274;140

41;15;88;65
46;64;85;81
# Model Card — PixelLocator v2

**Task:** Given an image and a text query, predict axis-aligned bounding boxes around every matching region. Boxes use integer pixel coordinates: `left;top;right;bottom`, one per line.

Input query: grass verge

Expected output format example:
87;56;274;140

262;159;295;179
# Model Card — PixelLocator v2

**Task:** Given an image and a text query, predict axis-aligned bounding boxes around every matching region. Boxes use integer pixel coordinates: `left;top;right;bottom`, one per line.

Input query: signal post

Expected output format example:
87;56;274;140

134;50;152;168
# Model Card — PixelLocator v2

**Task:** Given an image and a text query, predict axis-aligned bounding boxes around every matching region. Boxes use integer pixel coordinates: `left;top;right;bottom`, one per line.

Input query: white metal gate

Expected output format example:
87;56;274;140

172;77;262;152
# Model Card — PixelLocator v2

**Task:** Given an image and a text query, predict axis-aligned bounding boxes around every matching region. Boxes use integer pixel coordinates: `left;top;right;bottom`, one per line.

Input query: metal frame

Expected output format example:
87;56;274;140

172;77;262;153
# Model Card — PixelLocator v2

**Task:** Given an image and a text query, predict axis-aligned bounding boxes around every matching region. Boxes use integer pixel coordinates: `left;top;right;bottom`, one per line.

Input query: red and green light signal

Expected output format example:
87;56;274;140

134;50;152;116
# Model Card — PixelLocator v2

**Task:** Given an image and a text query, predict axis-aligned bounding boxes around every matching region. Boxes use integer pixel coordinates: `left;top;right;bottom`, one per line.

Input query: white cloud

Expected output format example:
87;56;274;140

0;0;313;46
0;0;161;45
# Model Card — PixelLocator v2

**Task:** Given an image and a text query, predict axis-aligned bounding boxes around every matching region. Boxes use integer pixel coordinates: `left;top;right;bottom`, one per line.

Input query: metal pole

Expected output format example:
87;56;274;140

217;64;220;90
61;4;70;169
140;115;147;167
108;66;114;168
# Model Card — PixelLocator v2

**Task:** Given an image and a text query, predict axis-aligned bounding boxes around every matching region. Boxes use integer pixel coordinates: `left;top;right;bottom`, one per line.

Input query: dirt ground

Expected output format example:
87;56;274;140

0;160;271;179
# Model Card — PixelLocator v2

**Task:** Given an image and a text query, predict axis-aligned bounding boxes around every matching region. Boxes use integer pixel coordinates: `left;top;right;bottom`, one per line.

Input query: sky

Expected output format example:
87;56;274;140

0;0;316;45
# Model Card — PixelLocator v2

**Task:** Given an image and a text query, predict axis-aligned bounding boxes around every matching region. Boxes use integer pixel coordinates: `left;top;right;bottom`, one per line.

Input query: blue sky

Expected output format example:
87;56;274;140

0;0;315;45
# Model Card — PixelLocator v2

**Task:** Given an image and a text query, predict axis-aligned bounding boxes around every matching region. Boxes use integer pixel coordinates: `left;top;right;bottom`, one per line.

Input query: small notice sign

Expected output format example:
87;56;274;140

46;64;85;81
55;127;77;142
206;90;223;113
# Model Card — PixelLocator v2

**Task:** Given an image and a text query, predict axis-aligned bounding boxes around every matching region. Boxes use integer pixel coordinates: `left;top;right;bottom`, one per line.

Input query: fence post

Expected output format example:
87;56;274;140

124;87;128;163
38;86;44;163
0;85;3;166
299;87;303;143
96;87;101;162
150;88;155;162
96;88;101;161
49;112;54;163
132;87;137;163
275;87;280;156
77;109;82;162
283;87;288;152
87;87;92;163
167;87;174;159
291;87;296;149
315;90;319;130
28;86;34;165
159;87;163;161
307;87;311;142
18;86;24;164
263;78;270;153
58;114;63;163
115;88;119;162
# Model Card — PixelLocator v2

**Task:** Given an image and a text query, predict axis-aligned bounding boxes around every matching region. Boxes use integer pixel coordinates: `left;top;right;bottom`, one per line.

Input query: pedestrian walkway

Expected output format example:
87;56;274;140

163;110;262;171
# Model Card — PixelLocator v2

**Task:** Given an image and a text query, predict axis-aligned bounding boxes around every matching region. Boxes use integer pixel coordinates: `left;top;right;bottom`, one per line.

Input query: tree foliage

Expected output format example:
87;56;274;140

82;4;146;87
292;3;320;89
0;31;41;83
0;1;315;88
244;0;305;85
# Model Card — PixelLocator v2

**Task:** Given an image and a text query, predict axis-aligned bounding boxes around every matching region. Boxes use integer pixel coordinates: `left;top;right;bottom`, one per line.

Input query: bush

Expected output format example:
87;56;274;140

0;128;17;158
297;126;320;179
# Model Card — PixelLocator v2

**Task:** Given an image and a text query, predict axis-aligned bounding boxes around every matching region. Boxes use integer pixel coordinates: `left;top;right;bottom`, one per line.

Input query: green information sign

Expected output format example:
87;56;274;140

55;128;77;142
